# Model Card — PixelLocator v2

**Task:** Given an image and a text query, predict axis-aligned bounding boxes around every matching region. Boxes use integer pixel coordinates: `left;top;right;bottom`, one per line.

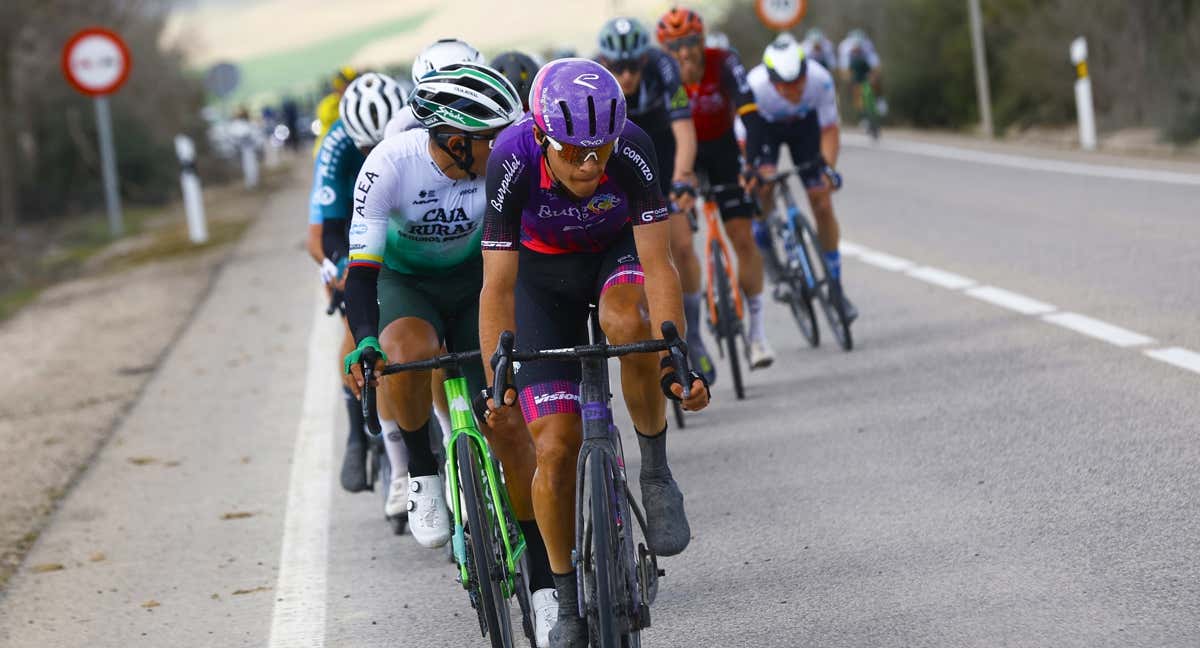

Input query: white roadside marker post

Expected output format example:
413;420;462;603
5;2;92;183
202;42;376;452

174;134;208;244
1070;37;1097;151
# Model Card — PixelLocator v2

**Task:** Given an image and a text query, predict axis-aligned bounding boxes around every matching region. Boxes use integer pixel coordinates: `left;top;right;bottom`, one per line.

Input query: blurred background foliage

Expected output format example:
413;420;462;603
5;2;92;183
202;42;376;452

714;0;1200;141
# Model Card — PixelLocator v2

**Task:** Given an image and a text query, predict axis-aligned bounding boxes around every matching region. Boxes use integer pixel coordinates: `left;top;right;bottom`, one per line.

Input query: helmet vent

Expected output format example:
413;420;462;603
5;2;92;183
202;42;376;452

558;101;574;136
608;99;617;134
586;95;597;137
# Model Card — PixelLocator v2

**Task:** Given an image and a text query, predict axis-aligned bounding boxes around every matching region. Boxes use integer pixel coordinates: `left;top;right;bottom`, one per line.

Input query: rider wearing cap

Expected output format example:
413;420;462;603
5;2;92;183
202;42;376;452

595;16;716;383
744;34;856;320
307;72;406;496
478;59;711;647
657;6;778;369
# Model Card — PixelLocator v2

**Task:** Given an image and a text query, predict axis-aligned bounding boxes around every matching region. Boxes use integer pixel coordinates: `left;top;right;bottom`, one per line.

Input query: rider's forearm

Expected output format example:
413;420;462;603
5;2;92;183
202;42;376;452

636;224;684;342
821;124;841;168
479;252;518;387
320;218;349;262
670;118;697;181
344;266;380;344
306;224;324;264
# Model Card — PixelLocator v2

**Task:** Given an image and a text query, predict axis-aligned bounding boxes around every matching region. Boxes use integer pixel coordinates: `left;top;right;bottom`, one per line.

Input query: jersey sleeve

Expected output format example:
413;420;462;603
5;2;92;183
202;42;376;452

719;49;757;117
812;64;840;128
481;130;532;252
655;51;692;122
612;123;669;226
347;146;391;270
308;132;345;224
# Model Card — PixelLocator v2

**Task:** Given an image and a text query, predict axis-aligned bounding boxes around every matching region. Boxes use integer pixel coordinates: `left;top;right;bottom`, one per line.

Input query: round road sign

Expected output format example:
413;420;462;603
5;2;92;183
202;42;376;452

755;0;808;31
62;28;131;97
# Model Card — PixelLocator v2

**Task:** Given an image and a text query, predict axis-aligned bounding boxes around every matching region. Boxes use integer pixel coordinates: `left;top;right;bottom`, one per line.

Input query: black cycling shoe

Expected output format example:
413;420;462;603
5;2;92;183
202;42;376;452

339;440;368;493
830;278;858;323
549;613;588;648
639;469;691;556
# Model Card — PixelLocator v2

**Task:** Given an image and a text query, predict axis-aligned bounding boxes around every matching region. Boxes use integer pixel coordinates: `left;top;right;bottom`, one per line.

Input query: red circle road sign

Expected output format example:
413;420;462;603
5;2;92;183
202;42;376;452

62;28;131;96
755;0;808;31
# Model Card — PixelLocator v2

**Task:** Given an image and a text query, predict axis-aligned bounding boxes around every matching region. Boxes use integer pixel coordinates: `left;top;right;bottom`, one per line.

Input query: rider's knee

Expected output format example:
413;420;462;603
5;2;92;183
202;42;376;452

600;297;651;345
534;431;581;481
380;321;439;363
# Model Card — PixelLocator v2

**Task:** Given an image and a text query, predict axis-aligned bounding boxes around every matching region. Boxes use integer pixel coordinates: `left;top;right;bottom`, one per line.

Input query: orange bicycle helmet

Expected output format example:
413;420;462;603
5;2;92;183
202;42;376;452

657;6;704;44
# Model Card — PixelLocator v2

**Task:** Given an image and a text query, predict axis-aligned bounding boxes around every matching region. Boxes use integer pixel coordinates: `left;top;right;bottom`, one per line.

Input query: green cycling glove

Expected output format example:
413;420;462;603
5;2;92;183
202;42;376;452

343;336;387;374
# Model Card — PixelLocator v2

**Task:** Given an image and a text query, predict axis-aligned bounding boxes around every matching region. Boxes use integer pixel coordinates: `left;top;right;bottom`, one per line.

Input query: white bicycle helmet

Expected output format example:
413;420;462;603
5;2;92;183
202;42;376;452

410;63;523;132
763;33;807;83
339;72;406;147
411;38;485;84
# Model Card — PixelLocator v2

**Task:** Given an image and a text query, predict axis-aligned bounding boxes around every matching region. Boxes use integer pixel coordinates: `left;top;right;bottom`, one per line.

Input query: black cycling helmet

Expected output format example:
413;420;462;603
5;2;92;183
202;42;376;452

490;51;540;111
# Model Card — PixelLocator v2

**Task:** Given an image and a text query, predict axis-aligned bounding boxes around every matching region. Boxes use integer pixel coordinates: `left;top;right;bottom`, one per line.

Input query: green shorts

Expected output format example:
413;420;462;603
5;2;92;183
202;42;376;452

377;258;486;394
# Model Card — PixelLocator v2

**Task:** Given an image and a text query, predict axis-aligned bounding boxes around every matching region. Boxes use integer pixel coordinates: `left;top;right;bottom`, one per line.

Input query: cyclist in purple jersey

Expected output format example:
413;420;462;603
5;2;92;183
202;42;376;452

479;58;710;647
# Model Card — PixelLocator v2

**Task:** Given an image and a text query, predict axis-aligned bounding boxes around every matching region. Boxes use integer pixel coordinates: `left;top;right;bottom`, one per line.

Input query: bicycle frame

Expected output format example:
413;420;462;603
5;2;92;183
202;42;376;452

701;196;744;325
771;175;820;292
442;368;526;598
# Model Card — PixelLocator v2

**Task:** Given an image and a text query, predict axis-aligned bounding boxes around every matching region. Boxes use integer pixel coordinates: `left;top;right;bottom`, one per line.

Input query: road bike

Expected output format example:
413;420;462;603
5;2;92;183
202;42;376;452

754;168;853;351
361;351;534;648
685;184;747;400
491;316;691;647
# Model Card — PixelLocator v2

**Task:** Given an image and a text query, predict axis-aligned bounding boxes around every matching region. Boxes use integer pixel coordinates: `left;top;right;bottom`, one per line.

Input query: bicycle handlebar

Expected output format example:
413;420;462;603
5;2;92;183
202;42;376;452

378;350;483;376
490;321;693;403
359;348;382;437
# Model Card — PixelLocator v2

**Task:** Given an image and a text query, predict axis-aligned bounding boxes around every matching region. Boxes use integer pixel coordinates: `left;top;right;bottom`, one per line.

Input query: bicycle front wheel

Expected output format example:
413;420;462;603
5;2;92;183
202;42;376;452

797;217;853;351
772;211;819;347
584;453;621;648
458;437;515;648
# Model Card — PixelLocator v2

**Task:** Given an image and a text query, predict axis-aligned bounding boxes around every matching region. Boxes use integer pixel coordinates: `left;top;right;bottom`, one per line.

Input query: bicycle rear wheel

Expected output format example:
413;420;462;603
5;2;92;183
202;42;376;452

458;437;514;648
711;241;745;399
796;217;853;351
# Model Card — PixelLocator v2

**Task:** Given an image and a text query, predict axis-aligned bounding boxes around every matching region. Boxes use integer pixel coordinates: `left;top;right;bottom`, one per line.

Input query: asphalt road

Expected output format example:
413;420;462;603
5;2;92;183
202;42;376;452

1;134;1198;648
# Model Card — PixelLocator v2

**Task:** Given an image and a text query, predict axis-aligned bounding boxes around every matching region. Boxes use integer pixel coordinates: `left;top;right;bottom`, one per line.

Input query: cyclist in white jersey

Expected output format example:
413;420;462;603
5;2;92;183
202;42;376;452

801;27;838;72
744;34;856;321
342;63;560;645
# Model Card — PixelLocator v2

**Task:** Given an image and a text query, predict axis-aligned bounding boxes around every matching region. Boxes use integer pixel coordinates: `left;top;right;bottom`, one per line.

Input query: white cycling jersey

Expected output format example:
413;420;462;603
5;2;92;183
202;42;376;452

837;36;880;71
348;128;486;275
746;60;839;128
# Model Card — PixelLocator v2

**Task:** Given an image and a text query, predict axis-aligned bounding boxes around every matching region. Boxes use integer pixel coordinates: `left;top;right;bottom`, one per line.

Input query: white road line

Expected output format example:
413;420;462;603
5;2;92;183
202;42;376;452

844;134;1200;186
906;266;977;290
1145;347;1200;375
857;250;915;272
965;285;1056;315
839;240;869;257
268;289;341;648
1042;312;1155;348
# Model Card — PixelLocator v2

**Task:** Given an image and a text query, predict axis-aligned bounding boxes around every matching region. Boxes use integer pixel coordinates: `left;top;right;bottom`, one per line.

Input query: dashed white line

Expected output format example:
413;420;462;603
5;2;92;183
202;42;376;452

857;249;915;272
964;285;1056;315
906;266;977;290
1144;348;1200;375
844;134;1200;186
1042;312;1155;348
839;240;869;257
268;288;341;648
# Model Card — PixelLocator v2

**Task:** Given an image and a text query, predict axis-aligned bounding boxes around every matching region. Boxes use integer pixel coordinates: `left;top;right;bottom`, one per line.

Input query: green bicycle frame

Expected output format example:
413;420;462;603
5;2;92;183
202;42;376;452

442;374;527;598
861;81;879;122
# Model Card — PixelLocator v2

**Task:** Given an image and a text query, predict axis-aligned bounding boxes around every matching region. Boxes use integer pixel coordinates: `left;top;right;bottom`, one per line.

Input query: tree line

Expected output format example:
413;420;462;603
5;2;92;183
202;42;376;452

716;0;1200;143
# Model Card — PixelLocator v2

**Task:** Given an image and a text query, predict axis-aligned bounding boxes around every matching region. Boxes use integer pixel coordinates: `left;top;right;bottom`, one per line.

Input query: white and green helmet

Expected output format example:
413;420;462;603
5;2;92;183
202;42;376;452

410;63;523;132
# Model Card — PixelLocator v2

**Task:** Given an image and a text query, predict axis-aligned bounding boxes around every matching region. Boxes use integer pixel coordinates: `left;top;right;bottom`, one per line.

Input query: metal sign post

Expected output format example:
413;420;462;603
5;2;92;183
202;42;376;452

61;28;132;238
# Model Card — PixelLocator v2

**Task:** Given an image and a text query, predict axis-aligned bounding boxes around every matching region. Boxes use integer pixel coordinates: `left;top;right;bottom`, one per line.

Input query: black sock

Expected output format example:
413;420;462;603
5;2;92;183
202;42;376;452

342;386;365;446
552;570;578;616
401;420;439;477
520;519;555;593
635;423;670;476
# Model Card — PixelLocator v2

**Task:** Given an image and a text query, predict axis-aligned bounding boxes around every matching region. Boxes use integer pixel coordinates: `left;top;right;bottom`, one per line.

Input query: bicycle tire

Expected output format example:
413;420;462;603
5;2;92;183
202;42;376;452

585;453;621;648
771;209;819;347
796;217;853;351
711;241;745;400
458;436;515;648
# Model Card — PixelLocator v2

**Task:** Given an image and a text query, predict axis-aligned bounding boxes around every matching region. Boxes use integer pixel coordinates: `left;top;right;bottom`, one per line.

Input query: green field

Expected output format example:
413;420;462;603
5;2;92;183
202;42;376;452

219;10;433;104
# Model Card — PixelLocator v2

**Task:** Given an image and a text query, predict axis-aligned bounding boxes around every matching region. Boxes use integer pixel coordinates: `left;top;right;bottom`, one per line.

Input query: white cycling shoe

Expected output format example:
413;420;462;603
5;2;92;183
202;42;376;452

748;337;776;369
384;474;409;518
531;588;558;648
407;475;450;548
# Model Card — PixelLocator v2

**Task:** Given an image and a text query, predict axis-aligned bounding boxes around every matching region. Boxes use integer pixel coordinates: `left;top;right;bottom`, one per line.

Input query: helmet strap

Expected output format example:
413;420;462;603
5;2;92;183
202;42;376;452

433;133;477;180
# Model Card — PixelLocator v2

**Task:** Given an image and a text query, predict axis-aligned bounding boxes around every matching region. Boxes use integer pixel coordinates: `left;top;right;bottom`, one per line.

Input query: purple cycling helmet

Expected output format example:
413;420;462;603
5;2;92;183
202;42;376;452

529;58;627;147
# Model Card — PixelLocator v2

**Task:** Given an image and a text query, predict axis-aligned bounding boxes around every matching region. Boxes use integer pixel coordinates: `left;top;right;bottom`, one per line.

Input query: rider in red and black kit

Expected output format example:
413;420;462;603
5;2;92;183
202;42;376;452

657;6;777;369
